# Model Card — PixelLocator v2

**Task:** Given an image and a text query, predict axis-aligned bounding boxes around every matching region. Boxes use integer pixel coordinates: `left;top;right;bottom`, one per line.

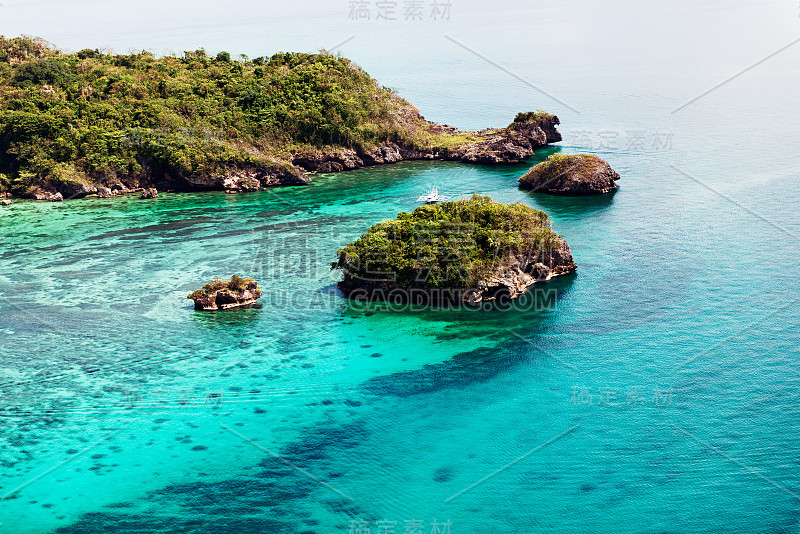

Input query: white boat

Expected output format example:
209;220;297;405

416;187;449;204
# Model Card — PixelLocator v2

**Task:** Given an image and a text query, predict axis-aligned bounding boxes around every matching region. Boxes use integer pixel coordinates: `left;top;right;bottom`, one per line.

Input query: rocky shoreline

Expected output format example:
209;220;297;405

337;236;577;305
292;116;562;173
466;238;577;303
11;115;561;201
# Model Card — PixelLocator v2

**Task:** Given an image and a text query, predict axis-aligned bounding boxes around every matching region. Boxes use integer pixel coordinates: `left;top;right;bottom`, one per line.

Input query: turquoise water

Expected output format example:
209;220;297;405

2;1;800;532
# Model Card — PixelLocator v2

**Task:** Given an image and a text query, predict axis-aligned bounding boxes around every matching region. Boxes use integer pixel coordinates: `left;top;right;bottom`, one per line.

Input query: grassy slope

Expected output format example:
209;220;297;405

0;36;554;195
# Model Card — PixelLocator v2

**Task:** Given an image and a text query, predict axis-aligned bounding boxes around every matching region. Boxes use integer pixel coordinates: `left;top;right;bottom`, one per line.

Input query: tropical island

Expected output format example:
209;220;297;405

332;195;577;304
0;36;561;200
187;275;262;311
519;153;620;195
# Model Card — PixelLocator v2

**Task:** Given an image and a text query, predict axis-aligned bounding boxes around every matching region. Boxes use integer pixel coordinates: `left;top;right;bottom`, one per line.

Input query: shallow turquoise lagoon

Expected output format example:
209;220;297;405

1;141;799;533
2;0;800;529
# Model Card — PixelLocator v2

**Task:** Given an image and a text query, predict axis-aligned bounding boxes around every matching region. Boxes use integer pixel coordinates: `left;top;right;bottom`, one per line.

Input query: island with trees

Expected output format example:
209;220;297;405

0;36;561;200
332;195;576;305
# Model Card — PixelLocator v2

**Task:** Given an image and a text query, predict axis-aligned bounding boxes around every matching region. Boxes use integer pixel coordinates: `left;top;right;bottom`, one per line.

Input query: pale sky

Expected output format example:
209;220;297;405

1;0;797;129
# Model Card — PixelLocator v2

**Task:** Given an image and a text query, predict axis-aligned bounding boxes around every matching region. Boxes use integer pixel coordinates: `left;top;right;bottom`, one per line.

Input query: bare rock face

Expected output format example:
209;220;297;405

452;119;559;165
191;286;261;311
467;238;577;303
292;150;364;173
59;182;97;199
317;161;344;173
32;190;63;201
140;188;158;199
519;154;620;195
96;187;114;198
361;143;404;165
222;170;261;192
187;276;262;311
183;165;309;192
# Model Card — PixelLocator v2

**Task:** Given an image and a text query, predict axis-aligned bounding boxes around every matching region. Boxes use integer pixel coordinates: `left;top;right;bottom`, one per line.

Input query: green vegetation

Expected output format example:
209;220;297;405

0;36;451;194
332;195;560;289
513;110;556;124
0;36;558;196
187;275;259;300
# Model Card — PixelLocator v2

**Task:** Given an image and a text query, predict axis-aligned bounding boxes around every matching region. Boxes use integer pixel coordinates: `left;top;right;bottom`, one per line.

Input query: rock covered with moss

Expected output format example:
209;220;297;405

187;275;262;311
332;195;576;304
519;154;620;195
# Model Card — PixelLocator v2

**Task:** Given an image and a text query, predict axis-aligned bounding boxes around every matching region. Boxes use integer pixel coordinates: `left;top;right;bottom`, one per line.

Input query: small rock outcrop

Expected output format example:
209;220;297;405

187;275;262;311
453;116;562;165
140;188;158;199
332;195;576;305
1;199;11;206
31;191;64;201
519;154;620;195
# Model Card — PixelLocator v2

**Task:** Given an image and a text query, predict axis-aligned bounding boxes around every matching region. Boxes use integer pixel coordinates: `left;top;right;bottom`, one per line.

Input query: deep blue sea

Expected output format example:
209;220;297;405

1;1;800;532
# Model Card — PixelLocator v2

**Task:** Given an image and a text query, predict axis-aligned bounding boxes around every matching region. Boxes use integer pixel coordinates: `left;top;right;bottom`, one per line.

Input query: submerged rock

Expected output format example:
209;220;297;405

187;275;262;311
332;195;576;305
519;154;620;195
